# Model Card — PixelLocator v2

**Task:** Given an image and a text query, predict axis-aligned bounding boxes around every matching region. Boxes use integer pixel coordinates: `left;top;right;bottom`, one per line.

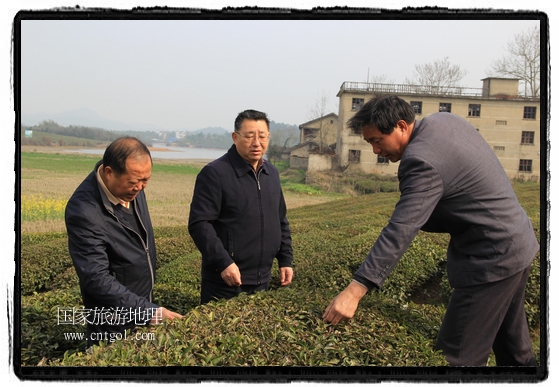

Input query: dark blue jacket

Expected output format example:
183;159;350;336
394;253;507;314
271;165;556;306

188;145;293;285
65;161;159;340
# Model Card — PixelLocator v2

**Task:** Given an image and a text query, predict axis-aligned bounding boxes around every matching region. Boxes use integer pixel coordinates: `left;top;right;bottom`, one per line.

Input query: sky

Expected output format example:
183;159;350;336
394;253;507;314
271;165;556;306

3;0;555;385
19;11;541;131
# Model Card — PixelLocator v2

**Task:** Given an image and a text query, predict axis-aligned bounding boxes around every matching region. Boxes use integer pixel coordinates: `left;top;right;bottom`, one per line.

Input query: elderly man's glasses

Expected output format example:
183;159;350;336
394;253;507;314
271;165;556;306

235;131;270;142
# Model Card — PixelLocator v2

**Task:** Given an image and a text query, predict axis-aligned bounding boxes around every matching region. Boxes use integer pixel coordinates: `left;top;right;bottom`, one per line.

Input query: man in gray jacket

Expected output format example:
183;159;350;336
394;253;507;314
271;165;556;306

323;95;539;366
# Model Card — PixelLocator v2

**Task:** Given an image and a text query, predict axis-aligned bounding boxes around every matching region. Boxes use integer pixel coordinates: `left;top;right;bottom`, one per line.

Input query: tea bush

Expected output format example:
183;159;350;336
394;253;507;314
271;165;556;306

54;288;448;367
19;182;542;367
354;180;399;194
152;252;202;314
20;232;73;295
20;288;86;366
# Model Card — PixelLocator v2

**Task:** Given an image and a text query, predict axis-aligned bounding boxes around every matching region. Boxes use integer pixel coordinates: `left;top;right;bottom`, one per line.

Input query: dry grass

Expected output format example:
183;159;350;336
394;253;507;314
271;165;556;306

22;171;88;200
20;154;343;233
144;173;197;229
283;191;342;208
21;219;68;234
21;170;92;233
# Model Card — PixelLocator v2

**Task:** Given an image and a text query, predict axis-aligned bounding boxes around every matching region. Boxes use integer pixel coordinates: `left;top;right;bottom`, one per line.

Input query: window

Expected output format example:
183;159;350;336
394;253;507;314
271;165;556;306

352;98;364;111
303;128;318;140
493;146;505;151
521;131;535;145
523;106;537;119
519;159;532;173
410;101;422;114
496;120;508;125
439;103;451;113
349;149;361;163
377;155;389;164
468;104;481;117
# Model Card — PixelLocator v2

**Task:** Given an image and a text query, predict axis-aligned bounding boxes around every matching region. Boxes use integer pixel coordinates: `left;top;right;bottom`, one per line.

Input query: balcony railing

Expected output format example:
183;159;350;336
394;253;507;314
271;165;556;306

339;81;484;97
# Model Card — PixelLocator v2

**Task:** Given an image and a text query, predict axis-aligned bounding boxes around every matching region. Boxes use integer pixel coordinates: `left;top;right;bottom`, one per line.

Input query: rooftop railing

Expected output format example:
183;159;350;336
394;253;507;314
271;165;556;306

339;81;484;97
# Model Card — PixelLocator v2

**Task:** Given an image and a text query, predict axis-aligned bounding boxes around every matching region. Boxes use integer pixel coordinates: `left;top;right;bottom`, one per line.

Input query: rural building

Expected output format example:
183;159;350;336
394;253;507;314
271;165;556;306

290;113;338;171
291;78;541;181
289;140;335;171
298;112;339;145
333;77;541;181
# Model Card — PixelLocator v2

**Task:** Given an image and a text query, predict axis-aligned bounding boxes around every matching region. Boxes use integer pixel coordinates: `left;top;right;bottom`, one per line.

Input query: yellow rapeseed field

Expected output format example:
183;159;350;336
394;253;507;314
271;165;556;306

21;194;67;222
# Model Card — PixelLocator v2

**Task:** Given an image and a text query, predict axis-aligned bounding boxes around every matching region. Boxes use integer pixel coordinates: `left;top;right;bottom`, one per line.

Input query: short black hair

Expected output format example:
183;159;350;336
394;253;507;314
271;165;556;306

347;95;416;134
102;137;152;175
234;109;270;132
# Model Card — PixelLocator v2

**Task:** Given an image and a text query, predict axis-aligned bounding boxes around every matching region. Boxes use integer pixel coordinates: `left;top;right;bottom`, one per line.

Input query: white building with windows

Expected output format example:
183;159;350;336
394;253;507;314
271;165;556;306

334;77;540;181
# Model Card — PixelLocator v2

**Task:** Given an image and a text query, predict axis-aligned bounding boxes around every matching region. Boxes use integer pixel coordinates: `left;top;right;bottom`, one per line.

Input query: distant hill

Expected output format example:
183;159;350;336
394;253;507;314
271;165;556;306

21;108;167;133
21;108;298;134
20;130;112;148
191;127;229;135
20;110;300;150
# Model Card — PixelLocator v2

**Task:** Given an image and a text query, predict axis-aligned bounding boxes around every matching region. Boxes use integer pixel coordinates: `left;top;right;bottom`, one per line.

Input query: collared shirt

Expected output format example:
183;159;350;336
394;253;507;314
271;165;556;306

96;165;129;208
250;157;264;172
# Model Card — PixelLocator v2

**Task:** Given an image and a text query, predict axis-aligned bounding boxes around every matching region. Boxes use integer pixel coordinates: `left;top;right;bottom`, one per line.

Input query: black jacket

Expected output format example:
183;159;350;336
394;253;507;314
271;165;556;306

188;145;293;285
65;161;158;339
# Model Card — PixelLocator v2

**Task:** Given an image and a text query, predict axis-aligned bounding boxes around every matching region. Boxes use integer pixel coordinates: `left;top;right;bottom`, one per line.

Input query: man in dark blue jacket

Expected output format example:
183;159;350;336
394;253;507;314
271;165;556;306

65;137;182;348
323;96;538;366
189;109;294;304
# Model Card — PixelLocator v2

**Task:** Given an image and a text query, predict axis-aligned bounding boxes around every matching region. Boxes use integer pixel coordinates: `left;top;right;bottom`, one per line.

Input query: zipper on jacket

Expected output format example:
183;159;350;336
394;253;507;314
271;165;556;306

255;172;261;190
254;168;264;284
108;203;155;302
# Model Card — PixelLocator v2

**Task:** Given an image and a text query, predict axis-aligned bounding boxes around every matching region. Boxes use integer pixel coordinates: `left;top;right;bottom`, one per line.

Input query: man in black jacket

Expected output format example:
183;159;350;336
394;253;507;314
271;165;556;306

189;109;294;304
65;137;182;348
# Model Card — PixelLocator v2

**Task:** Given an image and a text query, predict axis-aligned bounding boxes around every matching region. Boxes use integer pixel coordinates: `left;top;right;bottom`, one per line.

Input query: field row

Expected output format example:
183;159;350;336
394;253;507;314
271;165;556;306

19;151;542;369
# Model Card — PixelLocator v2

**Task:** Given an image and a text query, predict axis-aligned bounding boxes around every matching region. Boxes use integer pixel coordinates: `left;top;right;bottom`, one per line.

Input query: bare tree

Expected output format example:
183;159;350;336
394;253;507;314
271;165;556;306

267;126;298;164
405;57;467;93
307;90;331;154
366;74;395;84
488;27;540;97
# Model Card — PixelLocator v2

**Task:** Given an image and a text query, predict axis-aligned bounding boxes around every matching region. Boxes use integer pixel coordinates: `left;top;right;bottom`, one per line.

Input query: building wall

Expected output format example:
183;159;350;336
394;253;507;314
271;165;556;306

336;79;540;181
289;144;335;172
290;155;309;170
308;154;334;172
300;114;338;145
289;143;314;170
482;78;521;97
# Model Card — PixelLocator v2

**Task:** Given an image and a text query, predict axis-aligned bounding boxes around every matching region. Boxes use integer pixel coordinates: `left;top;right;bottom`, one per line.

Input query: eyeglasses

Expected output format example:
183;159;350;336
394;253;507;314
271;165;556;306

235;131;270;142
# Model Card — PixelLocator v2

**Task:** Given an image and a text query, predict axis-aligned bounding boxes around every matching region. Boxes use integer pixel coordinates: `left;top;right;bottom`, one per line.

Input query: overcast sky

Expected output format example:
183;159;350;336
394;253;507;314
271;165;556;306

20;13;540;131
1;1;555;383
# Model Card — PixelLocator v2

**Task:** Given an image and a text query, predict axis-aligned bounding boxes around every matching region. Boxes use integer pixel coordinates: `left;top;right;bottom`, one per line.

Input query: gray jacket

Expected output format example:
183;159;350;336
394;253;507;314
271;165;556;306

354;113;539;289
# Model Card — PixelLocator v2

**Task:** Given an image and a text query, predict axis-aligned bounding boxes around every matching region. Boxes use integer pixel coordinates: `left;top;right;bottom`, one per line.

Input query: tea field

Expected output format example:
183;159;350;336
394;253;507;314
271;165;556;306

17;151;544;375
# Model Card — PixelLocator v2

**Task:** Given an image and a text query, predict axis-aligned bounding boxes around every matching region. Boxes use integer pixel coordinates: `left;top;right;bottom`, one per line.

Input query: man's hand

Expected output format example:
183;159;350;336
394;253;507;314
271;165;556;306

221;263;242;287
150;307;183;325
279;267;294;286
323;281;368;325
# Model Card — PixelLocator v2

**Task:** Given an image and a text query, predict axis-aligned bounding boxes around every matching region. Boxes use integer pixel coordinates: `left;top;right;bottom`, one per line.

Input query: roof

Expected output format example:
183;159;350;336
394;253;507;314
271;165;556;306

298;113;338;129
